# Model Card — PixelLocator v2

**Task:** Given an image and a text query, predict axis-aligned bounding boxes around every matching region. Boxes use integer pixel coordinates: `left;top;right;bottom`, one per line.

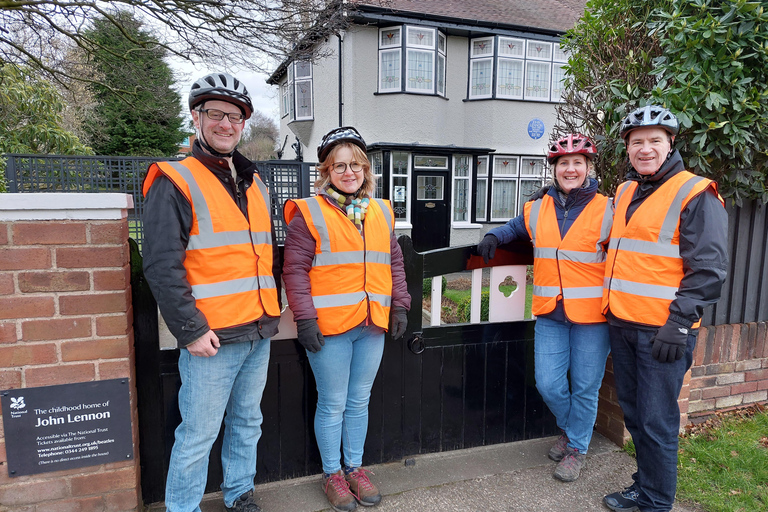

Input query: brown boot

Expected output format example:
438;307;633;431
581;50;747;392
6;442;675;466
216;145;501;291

345;467;382;506
322;470;357;511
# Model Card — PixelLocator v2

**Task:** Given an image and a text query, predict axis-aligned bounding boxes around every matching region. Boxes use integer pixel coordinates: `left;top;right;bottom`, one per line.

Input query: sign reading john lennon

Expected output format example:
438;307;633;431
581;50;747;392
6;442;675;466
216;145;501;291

1;379;133;477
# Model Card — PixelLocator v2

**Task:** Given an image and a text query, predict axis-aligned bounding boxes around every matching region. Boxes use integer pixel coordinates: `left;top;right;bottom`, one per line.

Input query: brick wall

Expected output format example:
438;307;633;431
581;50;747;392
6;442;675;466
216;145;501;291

0;193;140;511
596;321;768;446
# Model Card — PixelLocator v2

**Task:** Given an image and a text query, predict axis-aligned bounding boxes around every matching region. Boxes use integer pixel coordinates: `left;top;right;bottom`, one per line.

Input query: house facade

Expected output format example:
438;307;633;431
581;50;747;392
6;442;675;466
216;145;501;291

268;0;586;251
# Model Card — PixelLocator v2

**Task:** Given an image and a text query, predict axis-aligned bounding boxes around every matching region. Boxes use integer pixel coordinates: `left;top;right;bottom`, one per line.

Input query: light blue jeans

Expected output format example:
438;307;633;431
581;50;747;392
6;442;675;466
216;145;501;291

534;317;610;453
165;339;271;512
306;324;385;474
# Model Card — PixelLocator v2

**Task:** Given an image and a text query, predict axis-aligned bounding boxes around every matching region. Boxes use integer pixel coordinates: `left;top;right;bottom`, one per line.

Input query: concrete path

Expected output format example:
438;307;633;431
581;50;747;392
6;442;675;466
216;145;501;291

176;433;702;512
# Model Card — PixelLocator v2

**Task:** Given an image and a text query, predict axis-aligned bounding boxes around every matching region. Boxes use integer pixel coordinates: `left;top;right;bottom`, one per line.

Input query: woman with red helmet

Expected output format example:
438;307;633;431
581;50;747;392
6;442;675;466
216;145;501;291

477;133;612;483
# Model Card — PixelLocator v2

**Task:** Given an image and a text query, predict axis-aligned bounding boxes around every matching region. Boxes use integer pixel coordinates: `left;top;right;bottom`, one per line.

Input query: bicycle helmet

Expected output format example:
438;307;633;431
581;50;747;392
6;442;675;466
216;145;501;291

317;126;367;162
620;105;679;139
547;133;598;164
188;73;253;119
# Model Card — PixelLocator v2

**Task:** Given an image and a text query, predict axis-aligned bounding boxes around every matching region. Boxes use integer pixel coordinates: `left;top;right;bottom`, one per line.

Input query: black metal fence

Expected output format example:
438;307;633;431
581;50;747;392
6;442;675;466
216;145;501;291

3;154;314;246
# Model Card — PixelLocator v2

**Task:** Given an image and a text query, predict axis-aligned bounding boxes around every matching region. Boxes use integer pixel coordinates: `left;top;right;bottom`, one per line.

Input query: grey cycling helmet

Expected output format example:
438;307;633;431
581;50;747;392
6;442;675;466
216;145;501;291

620;105;679;140
317;126;367;162
188;73;253;119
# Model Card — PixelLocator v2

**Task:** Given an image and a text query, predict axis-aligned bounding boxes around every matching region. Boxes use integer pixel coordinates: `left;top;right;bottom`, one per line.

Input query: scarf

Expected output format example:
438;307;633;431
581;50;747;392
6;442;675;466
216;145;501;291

324;185;370;231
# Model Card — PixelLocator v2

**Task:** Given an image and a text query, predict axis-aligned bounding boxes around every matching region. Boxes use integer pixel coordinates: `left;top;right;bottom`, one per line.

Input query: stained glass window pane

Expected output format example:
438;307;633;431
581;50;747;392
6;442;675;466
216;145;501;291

553;43;569;62
525;61;550;100
494;157;518;176
393;176;408;219
527;40;553;61
295;80;312;119
380;27;401;47
407;27;434;47
295;61;311;78
454;155;471;177
417;176;444;200
380;49;401;91
453;178;469;221
475;179;487;220
437;54;445;96
477;156;488;177
370;152;383;177
414;155;447;168
392;152;409;174
407;50;433;92
491;180;517;219
470;58;492;98
471;38;494;57
498;37;525;57
521;158;545;176
497;58;523;98
438;32;446;53
552;64;567;102
520;179;543;203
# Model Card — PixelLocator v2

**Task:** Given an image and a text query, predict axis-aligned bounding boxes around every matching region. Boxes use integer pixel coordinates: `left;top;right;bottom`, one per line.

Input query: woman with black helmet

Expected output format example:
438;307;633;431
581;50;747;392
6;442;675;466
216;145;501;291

477;133;613;483
282;127;411;511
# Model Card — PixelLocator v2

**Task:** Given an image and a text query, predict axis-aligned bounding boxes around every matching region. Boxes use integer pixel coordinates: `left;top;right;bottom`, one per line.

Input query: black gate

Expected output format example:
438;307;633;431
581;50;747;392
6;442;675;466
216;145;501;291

131;235;556;505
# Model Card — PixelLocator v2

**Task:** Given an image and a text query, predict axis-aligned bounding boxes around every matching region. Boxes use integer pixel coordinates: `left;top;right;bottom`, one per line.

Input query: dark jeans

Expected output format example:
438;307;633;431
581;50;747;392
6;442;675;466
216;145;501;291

608;325;696;512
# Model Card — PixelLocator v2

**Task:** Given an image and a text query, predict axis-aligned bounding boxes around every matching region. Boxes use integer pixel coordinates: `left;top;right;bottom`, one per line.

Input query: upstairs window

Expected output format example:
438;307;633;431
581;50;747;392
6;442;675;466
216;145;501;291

281;61;313;120
469;37;568;102
379;25;446;97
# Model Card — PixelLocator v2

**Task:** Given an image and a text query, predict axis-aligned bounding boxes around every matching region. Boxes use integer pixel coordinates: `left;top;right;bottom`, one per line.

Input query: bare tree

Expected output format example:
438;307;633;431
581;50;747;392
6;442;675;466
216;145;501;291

238;111;280;161
0;0;374;92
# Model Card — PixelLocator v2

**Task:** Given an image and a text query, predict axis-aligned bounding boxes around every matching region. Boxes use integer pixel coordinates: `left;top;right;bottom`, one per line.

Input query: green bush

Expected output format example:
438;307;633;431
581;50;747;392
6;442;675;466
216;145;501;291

457;291;490;322
422;276;447;296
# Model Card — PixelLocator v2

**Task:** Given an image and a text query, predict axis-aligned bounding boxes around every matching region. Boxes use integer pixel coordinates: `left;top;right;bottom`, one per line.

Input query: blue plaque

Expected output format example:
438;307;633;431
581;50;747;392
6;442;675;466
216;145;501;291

528;118;546;140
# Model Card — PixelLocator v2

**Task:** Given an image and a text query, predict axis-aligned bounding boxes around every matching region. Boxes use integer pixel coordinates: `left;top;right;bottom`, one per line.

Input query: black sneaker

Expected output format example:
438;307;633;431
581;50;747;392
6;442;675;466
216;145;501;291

226;490;262;512
603;485;640;511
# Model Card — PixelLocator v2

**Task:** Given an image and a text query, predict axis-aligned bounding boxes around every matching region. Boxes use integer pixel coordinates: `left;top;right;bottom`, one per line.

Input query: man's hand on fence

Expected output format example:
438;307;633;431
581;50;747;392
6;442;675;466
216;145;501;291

477;234;499;264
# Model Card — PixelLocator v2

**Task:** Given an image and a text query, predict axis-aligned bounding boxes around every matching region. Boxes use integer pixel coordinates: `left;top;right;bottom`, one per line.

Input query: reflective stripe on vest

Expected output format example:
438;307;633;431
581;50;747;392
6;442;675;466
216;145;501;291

602;171;721;327
285;196;394;336
143;157;280;330
525;193;612;324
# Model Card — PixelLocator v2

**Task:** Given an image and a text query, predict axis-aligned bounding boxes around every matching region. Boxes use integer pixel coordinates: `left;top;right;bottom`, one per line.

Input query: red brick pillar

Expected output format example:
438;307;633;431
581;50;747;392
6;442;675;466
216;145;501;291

0;193;140;511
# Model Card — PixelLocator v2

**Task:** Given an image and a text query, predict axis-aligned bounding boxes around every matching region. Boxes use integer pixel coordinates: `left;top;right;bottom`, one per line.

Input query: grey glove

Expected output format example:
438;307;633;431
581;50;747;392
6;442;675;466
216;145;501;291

477;234;499;264
651;318;691;363
390;307;408;340
296;318;325;353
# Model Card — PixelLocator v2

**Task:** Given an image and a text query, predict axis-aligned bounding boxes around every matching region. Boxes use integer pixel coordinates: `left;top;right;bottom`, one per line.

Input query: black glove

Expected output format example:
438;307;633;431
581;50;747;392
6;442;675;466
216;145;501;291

296;318;325;353
529;184;551;201
477;234;499;264
651;317;691;363
390;307;408;340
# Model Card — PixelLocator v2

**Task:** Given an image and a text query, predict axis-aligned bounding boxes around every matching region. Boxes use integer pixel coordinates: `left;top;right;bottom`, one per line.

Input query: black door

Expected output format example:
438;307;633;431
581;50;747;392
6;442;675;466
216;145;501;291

411;170;450;252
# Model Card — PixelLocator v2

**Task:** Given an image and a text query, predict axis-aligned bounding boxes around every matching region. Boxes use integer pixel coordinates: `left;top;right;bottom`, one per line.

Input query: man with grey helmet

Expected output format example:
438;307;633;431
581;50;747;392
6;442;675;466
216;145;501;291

602;105;728;512
142;73;281;512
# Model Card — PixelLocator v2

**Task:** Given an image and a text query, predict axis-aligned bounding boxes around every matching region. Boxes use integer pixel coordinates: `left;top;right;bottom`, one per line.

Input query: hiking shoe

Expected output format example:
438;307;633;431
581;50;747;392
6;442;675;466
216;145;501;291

323;470;357;511
225;490;261;512
553;446;586;482
345;467;382;506
548;432;570;461
603;485;640;511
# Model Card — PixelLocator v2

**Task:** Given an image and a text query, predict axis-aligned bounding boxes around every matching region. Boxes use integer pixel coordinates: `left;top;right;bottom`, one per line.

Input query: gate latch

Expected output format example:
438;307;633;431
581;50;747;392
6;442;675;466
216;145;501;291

408;333;425;354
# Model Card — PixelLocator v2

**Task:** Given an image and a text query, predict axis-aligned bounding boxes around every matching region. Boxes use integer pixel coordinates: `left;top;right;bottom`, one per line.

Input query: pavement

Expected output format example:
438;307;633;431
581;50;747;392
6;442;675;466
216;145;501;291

177;433;702;512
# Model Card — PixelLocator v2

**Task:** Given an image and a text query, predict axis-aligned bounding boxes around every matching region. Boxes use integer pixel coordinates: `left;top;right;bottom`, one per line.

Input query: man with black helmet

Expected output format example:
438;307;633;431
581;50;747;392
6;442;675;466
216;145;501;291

602;105;728;512
142;73;281;512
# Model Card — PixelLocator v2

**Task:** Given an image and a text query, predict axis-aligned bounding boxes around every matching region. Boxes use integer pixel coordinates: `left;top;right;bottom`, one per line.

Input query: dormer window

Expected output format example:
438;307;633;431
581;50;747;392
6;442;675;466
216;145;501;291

378;25;446;97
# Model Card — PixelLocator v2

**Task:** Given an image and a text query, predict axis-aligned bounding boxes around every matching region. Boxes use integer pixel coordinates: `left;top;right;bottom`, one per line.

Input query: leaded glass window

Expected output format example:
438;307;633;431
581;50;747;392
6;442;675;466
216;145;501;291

379;49;402;92
453;155;471;222
491;180;516;220
369;152;383;199
525;61;550;101
520;179;543;203
417;176;444;200
406;50;434;92
379;25;445;96
392;152;410;222
476;156;488;221
470;58;493;98
295;81;312;120
551;64;567;102
497;58;523;99
521;157;546;176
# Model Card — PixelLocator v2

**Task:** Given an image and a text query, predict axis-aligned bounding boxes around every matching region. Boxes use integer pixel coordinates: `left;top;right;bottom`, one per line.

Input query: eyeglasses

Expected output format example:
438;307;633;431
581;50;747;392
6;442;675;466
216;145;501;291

331;162;364;174
197;108;245;124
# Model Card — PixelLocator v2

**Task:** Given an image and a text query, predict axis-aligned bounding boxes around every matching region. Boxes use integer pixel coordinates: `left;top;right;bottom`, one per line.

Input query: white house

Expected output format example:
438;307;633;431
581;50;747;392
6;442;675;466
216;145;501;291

268;0;586;251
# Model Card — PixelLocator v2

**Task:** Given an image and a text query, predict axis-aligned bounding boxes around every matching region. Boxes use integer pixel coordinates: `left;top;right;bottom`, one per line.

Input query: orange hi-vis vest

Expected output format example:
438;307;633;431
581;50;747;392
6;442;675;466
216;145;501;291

284;196;395;336
524;194;613;324
142;157;280;330
602;170;723;328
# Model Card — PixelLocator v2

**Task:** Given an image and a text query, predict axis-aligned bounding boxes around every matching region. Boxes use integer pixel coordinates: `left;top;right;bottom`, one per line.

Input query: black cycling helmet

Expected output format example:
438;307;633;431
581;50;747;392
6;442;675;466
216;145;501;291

188;73;253;119
317;126;367;162
620;104;679;140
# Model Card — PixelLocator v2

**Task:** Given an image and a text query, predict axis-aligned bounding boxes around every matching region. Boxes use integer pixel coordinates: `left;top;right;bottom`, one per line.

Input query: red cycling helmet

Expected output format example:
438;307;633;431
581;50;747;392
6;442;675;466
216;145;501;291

546;134;597;164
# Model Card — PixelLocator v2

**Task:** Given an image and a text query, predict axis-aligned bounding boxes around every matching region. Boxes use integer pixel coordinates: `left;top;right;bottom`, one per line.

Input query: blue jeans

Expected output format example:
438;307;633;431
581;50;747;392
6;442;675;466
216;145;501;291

165;339;271;512
609;325;695;512
534;316;610;453
306;324;385;474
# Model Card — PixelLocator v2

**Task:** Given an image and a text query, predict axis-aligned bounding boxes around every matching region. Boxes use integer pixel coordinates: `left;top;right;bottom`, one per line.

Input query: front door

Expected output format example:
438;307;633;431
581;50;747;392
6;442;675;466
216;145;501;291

411;170;450;252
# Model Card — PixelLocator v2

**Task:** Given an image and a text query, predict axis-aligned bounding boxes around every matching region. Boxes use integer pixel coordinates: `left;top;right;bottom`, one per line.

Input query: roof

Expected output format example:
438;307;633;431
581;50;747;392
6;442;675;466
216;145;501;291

357;0;586;33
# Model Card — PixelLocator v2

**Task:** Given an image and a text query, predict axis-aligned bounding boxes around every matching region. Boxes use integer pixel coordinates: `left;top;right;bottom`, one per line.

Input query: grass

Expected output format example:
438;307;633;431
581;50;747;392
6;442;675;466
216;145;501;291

442;284;534;320
623;405;768;512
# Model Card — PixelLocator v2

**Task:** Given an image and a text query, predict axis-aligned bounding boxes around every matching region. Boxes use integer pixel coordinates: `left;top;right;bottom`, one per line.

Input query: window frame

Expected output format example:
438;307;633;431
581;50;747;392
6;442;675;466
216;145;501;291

452;155;472;224
378;24;446;97
390;151;412;228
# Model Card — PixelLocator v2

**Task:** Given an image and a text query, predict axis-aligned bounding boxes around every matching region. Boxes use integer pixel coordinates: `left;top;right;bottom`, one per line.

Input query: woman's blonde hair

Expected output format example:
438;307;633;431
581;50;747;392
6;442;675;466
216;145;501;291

315;143;377;198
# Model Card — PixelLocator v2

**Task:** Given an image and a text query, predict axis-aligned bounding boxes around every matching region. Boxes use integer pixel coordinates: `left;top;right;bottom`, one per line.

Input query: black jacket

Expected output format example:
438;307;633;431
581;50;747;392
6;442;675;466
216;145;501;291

142;141;281;347
607;150;729;330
